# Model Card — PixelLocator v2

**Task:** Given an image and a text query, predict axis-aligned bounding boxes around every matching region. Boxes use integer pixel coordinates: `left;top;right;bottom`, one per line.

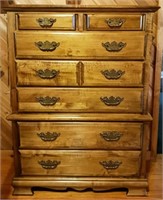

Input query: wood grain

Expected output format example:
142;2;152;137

7;113;153;122
1;0;159;6
18;122;143;149
15;31;145;60
16;60;144;87
17;87;143;113
0;150;162;199
17;13;76;30
0;0;161;197
1;1;161;156
19;150;141;177
0;14;12;150
86;14;144;31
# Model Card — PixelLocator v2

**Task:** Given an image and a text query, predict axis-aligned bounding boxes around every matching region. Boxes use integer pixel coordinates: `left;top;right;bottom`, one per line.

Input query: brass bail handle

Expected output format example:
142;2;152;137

35;41;60;52
100;96;124;106
105;18;126;28
100;160;122;170
35;69;60;79
38;160;61;169
36;96;60;106
37;17;56;28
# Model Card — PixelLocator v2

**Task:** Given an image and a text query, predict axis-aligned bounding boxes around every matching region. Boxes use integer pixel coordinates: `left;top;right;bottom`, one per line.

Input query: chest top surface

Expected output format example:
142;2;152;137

1;0;159;13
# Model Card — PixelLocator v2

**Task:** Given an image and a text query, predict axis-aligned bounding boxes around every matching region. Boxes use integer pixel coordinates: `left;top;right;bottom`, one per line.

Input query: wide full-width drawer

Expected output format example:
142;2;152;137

17;13;76;30
17;88;143;113
18;122;143;149
15;31;145;60
16;60;144;87
85;14;144;31
20;150;141;177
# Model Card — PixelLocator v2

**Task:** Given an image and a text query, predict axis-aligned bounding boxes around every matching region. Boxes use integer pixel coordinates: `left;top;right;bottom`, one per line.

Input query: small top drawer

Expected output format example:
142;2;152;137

17;13;76;30
86;14;144;31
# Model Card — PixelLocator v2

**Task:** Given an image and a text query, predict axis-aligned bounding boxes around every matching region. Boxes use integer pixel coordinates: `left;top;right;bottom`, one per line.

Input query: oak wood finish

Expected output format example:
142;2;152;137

1;150;162;199
7;113;153;122
0;13;12;150
85;14;144;31
17;87;143;113
16;61;144;87
18;122;143;149
15;31;145;60
2;0;160;197
17;13;76;30
12;177;148;196
20;150;141;177
1;0;160;13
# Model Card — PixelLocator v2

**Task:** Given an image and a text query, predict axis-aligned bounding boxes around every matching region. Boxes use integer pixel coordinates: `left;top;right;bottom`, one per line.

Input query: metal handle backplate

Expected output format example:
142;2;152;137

36;96;60;106
100;131;123;141
101;69;125;80
102;41;126;52
105;18;125;27
37;17;56;28
37;132;60;141
100;160;122;170
35;41;60;52
35;69;60;79
100;96;124;106
38;160;60;169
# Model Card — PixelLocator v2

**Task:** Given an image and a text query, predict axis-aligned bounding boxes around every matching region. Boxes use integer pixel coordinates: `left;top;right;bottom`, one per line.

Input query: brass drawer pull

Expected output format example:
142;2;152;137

101;69;125;80
36;96;60;106
100;160;122;170
36;17;56;28
35;69;60;79
100;96;124;106
102;41;126;52
35;41;60;51
38;160;61;169
100;131;123;141
105;18;125;27
37;132;60;141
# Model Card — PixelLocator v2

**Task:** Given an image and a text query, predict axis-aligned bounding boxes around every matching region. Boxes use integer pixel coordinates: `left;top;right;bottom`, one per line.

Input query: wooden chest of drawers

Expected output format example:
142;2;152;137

2;0;160;197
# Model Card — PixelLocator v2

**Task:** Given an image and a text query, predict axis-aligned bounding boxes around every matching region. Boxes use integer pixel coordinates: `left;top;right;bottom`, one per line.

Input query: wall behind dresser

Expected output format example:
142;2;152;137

0;0;162;150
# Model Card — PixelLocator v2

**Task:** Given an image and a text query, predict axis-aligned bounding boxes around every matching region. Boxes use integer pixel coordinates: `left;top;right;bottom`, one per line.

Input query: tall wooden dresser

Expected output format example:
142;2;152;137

1;0;160;196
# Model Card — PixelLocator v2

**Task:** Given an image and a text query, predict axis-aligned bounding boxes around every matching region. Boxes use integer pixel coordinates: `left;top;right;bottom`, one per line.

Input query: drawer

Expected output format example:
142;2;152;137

86;14;144;31
17;13;76;30
17;88;143;113
18;122;143;149
83;61;144;87
16;60;144;87
16;60;78;86
20;150;141;177
15;31;145;60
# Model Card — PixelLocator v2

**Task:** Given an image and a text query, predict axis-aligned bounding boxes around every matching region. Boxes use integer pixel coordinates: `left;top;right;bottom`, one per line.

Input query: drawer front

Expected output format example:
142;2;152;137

17;88;143;113
18;122;142;149
16;60;78;86
83;61;144;87
16;60;144;87
86;14;144;31
17;13;76;30
20;150;141;177
15;32;145;60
